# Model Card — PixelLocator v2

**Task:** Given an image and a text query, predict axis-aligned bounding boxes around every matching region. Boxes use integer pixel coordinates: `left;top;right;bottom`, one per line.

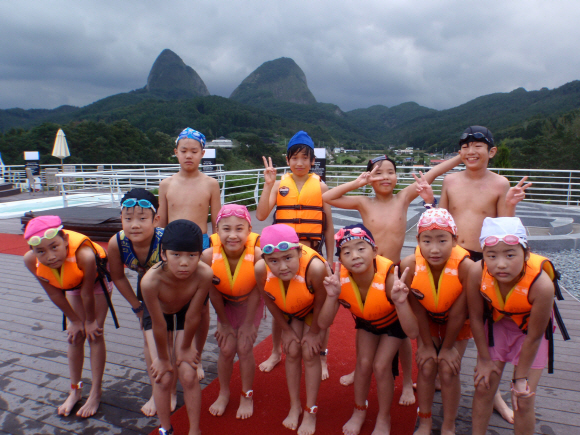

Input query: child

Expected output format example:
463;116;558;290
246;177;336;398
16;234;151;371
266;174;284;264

466;217;566;435
318;224;418;435
399;209;473;435
257;130;334;378
201;204;263;419
23;216;115;418
158;127;221;380
108;188;176;417
141;219;213;435
254;224;329;435
322;153;461;403
439;125;532;422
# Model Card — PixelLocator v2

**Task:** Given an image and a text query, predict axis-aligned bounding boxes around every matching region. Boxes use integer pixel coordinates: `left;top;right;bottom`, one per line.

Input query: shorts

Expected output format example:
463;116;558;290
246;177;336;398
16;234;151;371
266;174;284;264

143;301;191;332
203;234;210;250
218;297;265;330
67;276;113;296
485;317;549;369
283;311;314;327
429;318;472;341
355;317;407;339
466;248;483;262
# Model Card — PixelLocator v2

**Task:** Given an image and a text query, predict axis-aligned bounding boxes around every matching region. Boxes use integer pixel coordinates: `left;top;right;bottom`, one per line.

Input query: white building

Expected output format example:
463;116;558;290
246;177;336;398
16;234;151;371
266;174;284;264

206;137;233;149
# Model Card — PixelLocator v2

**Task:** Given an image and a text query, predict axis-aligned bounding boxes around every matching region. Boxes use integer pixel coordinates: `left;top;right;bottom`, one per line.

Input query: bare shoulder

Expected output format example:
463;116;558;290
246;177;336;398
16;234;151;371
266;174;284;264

201;247;213;266
443;171;462;184
467;259;483;282
255;259;267;280
141;266;161;293
400;254;415;271
159;176;173;189
76;243;97;264
201;173;220;188
108;233;119;250
530;270;555;301
488;170;510;186
196;261;214;284
23;251;36;271
320;181;329;193
458;256;474;280
308;256;327;279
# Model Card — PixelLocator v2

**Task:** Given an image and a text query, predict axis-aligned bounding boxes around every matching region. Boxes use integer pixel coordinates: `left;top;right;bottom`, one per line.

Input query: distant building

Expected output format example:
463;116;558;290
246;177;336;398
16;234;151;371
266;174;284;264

429;159;447;166
395;149;414;155
206;137;233;149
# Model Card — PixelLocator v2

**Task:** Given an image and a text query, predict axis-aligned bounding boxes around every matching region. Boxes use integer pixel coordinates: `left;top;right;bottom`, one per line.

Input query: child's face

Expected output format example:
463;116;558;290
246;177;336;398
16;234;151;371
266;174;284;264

286;149;313;176
459;141;496;170
217;216;251;254
121;207;159;244
369;160;397;194
175;139;205;171
31;234;69;269
263;248;301;281
483;242;527;285
417;230;456;269
339;239;377;274
162;249;201;280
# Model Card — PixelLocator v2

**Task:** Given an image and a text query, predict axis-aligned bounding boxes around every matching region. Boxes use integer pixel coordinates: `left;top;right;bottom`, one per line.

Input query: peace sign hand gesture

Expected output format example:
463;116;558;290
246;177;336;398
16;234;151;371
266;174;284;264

413;171;435;204
323;261;342;298
506;176;532;206
391;266;411;305
262;156;277;186
354;165;383;188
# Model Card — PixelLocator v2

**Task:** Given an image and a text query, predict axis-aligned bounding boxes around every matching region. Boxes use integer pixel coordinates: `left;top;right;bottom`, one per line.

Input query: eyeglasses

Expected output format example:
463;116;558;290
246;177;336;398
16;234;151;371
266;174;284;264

216;208;251;225
459;132;493;147
483;235;524;247
121;199;156;213
262;241;301;255
27;225;64;246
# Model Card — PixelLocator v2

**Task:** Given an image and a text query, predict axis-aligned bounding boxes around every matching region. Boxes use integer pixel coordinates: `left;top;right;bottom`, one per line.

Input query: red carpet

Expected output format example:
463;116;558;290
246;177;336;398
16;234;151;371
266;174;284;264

158;309;419;435
0;232;108;256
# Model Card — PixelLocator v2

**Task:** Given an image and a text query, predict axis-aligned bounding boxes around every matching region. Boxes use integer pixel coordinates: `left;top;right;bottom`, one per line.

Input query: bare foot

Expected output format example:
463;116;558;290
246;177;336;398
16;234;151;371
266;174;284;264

298;410;316;435
321;356;329;381
236;395;253;419
441;426;456;435
343;409;366;435
76;391;101;418
209;393;230;416
259;353;282;373
57;389;82;417
171;393;177;412
141;395;156;417
371;415;391;435
283;405;302;430
398;382;416;406
493;393;514;424
413;415;432;435
197;363;205;381
340;371;355;386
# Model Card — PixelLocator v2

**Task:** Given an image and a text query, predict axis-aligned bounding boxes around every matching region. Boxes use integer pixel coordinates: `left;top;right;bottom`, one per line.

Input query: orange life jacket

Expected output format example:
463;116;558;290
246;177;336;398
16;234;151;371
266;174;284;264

210;232;259;305
274;173;325;243
263;245;325;320
410;246;469;324
338;256;397;330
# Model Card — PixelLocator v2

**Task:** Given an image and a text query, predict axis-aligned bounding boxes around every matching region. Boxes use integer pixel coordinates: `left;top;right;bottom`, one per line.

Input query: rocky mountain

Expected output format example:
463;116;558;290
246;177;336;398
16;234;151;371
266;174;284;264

230;57;317;105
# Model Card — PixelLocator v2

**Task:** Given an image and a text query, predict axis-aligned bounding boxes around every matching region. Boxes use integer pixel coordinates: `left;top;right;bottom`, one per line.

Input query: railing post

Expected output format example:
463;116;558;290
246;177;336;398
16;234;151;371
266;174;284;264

567;171;572;206
254;171;261;207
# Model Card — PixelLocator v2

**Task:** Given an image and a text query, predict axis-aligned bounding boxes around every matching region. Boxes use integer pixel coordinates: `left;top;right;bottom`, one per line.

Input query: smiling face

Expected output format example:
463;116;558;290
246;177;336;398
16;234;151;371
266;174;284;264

369;159;398;194
31;233;69;269
339;239;377;275
161;249;200;280
459;140;496;170
217;216;251;256
286;148;314;176
175;138;204;171
483;242;528;287
263;248;302;282
417;229;456;269
121;207;158;244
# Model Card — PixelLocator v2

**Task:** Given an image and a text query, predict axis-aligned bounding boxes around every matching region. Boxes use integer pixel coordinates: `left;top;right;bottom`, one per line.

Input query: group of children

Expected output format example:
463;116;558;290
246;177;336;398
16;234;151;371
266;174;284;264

23;126;567;435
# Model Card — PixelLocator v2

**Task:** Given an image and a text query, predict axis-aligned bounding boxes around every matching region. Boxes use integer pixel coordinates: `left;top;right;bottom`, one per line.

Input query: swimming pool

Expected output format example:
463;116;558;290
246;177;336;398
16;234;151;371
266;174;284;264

0;193;121;219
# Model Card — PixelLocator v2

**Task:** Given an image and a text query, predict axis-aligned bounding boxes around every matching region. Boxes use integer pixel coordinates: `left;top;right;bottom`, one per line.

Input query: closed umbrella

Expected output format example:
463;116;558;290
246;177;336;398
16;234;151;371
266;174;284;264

52;128;70;171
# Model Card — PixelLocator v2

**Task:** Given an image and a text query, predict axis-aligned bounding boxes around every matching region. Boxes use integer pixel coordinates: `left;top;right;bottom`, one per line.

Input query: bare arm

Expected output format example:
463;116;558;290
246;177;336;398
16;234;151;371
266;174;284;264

399;155;462;203
141;274;170;362
180;268;212;348
305;258;329;336
389;266;419;339
256;157;279;221
158;178;169;228
440;258;473;350
500;176;532;217
318;261;341;330
439;176;450;210
107;235;141;311
209;177;222;234
321;175;369;210
321;183;335;260
465;261;488;358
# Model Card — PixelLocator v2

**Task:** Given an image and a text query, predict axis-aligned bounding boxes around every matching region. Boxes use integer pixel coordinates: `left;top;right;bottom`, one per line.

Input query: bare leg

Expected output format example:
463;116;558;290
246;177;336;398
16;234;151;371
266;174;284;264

236;328;256;419
298;323;322;435
414;337;437;435
513;368;542;435
283;319;305;431
398;338;415;406
194;303;210;380
59;331;85;416
439;340;468;435
320;329;330;381
145;329;174;433
471;360;505;435
260;317;282;372
141;329;157;417
371;336;401;435
493;390;514;424
209;333;236;416
176;331;202;435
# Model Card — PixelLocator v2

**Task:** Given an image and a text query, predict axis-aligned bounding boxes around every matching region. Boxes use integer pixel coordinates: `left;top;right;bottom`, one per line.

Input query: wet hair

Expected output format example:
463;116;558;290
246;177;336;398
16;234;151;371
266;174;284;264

287;144;315;161
366;155;397;172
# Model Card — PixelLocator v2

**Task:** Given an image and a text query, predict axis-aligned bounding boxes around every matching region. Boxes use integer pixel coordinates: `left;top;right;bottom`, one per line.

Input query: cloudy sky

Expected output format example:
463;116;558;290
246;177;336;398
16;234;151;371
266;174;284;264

1;0;579;112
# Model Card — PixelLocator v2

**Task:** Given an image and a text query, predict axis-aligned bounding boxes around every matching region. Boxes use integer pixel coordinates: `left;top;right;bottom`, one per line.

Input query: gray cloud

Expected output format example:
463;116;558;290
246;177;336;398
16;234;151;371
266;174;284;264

1;0;579;112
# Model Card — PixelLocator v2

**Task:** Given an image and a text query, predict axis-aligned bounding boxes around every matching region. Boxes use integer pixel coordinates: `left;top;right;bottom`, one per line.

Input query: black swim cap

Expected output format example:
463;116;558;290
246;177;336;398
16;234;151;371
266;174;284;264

120;188;159;211
459;126;494;148
161;219;203;253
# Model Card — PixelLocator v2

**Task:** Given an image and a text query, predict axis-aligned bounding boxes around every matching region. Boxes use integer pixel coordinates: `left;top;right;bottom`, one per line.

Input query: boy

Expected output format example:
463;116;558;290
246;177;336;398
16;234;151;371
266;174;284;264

141;219;213;435
158;127;221;380
257;130;334;378
23;216;115;418
439;125;531;422
255;224;329;435
108;188;176;417
322;153;462;403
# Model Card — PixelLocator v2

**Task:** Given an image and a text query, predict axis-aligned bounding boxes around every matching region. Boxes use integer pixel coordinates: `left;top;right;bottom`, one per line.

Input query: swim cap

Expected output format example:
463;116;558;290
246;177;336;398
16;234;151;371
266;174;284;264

335;223;376;255
459;126;494;147
287;130;314;150
120;188;159;211
176;127;206;149
24;216;63;241
417;208;457;236
261;224;299;253
216;204;252;226
161;219;203;253
480;217;527;249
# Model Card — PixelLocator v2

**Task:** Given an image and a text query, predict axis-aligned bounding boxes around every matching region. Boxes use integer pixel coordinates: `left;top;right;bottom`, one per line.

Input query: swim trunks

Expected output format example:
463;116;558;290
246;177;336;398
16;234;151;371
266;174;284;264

143;301;191;332
355;317;407;339
429;318;472;341
466;248;483;262
218;297;265;330
203;234;210;250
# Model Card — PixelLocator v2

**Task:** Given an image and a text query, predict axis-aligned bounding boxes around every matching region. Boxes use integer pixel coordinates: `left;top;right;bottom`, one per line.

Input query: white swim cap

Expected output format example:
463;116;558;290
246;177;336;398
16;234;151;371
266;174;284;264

479;217;527;249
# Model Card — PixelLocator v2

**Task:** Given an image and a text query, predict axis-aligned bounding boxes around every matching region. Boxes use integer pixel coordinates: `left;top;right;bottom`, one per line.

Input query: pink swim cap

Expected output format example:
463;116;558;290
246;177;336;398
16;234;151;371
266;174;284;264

261;224;299;252
216;204;252;226
24;216;63;241
417;208;457;236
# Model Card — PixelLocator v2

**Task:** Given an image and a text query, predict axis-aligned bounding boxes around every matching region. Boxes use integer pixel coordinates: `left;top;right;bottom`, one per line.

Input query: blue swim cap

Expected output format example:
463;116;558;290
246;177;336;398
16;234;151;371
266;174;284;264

287;131;314;150
176;127;206;149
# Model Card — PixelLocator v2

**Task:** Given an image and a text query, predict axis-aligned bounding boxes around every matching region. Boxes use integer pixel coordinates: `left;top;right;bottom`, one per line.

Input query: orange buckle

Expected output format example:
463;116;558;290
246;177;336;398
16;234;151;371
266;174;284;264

354;400;368;411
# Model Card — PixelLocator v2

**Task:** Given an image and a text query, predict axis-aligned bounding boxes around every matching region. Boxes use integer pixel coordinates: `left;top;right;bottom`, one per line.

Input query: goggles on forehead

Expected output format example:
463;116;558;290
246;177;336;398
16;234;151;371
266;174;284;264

27;225;64;246
121;199;156;213
482;234;526;248
418;215;452;228
370;155;387;165
459;132;493;147
262;241;301;255
335;227;375;248
216;208;251;225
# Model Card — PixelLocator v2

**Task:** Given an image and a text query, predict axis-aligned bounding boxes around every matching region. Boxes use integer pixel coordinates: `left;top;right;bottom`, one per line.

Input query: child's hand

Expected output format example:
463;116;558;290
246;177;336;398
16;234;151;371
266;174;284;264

151;357;174;383
474;358;502;389
281;327;301;354
215;322;236;348
262;156;277;186
323;262;341;298
437;346;461;375
176;346;200;371
238;323;257;349
67;320;86;345
413;171;435;204
391;266;410;305
506;176;532;206
416;342;437;368
84;320;103;342
301;330;322;358
511;379;535;411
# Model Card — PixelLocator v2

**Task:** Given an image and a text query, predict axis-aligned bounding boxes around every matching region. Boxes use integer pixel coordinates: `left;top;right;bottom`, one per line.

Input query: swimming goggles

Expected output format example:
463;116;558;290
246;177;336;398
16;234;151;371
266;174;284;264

27;225;64;246
459;132;493;147
418;215;452;228
262;241;301;255
334;227;375;249
369;155;387;165
216;207;251;225
121;199;157;213
482;234;526;248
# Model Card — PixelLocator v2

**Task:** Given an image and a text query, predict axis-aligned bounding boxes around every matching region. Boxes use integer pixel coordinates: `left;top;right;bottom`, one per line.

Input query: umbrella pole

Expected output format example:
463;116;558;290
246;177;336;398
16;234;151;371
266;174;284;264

60;158;64;196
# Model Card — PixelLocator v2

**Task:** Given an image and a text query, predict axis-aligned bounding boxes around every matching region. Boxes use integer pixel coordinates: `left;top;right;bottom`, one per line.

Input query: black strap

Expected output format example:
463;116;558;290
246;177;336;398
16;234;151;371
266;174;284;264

275;205;324;212
274;218;324;225
553;301;570;341
546;318;555;374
